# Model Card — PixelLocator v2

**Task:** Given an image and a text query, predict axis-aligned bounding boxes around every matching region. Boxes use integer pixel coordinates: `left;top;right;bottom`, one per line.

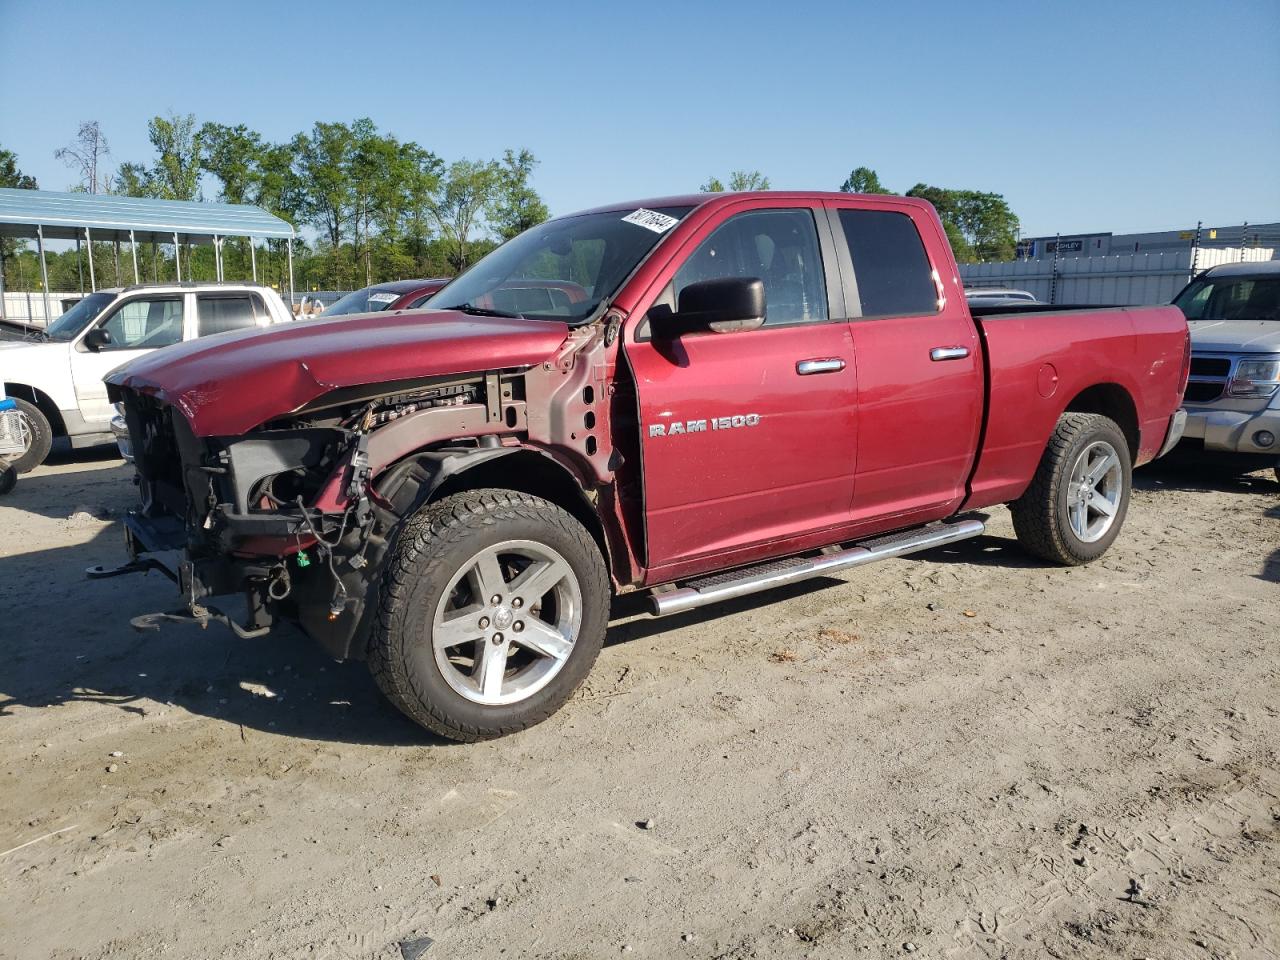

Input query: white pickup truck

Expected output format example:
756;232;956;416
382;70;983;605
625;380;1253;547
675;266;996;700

0;282;295;472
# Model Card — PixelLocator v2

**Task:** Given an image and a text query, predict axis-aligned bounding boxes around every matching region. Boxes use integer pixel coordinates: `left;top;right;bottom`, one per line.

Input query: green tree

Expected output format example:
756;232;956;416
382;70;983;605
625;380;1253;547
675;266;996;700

905;184;1018;262
489;148;549;241
430;158;501;272
199;122;266;204
0;148;37;189
700;170;770;192
839;166;894;195
146;112;205;200
0;148;37;291
401;145;446;272
291;121;357;253
113;161;153;198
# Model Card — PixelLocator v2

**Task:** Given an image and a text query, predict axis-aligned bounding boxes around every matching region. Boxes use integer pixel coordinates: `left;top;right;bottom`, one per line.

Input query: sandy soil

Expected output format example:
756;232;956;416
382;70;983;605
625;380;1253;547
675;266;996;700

1;446;1277;960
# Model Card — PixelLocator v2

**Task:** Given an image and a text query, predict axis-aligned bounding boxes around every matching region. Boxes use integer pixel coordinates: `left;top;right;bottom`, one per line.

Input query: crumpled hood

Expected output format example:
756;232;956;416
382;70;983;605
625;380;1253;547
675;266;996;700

1188;319;1280;354
107;309;570;436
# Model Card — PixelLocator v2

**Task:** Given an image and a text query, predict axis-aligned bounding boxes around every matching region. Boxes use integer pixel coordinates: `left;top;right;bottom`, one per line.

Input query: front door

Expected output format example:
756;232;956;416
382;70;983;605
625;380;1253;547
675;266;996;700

72;294;186;425
625;205;858;577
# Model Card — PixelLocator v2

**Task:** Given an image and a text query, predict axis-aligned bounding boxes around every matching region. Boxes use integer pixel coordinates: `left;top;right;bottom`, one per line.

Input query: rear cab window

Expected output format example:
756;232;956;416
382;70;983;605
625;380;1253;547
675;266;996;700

835;209;939;318
197;293;265;337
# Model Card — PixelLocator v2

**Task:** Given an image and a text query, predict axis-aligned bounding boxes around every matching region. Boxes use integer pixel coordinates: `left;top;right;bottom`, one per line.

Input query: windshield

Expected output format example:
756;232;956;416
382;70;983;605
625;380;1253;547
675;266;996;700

428;206;694;323
320;287;405;317
1174;276;1280;322
43;292;115;341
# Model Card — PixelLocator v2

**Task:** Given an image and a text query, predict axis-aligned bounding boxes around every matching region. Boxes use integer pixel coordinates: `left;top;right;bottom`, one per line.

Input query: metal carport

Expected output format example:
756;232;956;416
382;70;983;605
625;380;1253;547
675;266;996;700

0;188;296;320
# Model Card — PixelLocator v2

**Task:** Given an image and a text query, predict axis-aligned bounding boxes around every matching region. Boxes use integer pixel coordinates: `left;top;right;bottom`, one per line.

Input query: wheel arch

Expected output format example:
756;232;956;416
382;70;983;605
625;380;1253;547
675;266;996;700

1062;383;1139;462
3;382;66;436
377;445;612;576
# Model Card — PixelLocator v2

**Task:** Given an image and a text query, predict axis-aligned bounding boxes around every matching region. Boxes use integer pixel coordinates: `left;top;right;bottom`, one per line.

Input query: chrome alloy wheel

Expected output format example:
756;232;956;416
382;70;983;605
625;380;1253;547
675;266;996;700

1066;439;1123;543
15;411;33;455
431;539;582;706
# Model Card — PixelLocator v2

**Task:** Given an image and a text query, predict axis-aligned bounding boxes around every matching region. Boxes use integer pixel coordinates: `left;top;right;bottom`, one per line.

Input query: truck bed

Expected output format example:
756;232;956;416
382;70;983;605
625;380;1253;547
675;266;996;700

963;304;1188;510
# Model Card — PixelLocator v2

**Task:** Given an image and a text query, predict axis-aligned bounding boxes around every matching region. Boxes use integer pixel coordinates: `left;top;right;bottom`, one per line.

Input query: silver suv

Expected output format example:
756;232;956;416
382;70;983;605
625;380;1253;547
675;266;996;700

1173;261;1280;477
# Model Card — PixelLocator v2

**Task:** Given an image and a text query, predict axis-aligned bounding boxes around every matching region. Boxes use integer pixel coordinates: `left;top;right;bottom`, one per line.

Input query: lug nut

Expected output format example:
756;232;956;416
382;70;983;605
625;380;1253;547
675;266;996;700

513;621;524;632
492;633;504;645
512;597;523;608
478;616;490;629
491;594;502;605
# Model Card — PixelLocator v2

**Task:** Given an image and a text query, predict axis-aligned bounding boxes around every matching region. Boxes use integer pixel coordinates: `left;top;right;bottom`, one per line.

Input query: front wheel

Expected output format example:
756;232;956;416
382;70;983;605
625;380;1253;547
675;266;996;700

1011;412;1132;565
368;489;610;741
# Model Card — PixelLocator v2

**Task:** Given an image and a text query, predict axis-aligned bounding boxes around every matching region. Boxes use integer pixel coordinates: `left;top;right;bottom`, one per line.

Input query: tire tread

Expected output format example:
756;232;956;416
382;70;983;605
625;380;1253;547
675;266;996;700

1010;412;1130;566
367;488;608;742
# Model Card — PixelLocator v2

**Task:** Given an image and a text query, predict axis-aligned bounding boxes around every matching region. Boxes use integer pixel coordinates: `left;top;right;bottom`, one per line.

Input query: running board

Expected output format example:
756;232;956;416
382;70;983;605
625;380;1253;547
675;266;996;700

648;518;985;617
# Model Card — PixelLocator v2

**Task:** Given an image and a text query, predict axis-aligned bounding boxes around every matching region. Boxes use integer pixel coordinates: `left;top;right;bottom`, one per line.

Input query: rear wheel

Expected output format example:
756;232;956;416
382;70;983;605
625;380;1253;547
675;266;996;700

9;397;53;474
1011;412;1132;565
369;489;610;741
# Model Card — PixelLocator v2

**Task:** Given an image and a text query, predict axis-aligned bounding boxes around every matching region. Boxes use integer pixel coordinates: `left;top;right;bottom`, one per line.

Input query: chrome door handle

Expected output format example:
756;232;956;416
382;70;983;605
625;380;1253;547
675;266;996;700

796;358;846;375
930;346;970;361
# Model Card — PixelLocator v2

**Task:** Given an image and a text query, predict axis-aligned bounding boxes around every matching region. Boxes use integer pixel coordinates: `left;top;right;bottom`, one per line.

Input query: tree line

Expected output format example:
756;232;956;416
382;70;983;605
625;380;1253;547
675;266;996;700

1;128;1023;300
700;166;1020;262
1;115;549;294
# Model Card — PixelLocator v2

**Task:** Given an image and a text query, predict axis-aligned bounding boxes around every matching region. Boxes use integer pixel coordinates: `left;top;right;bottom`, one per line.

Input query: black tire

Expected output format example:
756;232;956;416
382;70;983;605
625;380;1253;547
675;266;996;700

369;488;610;742
10;397;53;474
1011;412;1132;566
0;460;14;495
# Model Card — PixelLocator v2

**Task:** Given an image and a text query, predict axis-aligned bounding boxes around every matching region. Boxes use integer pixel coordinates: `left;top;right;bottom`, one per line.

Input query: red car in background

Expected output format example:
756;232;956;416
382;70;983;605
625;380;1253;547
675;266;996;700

319;278;450;317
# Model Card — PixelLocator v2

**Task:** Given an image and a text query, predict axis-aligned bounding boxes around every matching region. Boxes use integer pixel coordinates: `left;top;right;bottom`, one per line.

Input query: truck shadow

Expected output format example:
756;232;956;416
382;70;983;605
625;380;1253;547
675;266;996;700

2;456;1275;749
6;445;131;521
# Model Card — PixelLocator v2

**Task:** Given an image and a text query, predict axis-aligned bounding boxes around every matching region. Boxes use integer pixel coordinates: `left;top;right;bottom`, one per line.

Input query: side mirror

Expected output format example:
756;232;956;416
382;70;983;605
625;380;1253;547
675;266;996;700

651;277;766;338
83;327;113;352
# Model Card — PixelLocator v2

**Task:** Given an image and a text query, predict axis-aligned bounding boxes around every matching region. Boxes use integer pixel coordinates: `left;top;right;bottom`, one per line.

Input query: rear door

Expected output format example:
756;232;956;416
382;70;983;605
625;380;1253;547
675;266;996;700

825;202;983;526
625;201;858;576
71;293;186;425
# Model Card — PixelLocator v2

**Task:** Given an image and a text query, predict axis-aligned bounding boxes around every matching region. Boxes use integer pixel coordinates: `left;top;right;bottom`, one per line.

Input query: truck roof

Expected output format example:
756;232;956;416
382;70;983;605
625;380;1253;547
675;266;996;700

85;281;282;295
566;191;935;218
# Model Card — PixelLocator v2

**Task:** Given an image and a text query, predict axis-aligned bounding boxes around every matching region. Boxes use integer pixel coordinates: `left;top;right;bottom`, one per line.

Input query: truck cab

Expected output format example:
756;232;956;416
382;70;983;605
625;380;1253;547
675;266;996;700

0;281;294;472
1172;261;1280;474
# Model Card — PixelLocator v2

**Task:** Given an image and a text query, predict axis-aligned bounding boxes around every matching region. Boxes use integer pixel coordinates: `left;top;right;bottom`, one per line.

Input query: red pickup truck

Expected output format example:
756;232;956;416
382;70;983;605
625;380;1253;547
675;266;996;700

103;192;1189;741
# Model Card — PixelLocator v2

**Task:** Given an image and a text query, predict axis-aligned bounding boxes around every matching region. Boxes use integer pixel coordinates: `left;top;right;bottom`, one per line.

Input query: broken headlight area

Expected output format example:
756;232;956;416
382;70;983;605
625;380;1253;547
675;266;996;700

113;376;493;658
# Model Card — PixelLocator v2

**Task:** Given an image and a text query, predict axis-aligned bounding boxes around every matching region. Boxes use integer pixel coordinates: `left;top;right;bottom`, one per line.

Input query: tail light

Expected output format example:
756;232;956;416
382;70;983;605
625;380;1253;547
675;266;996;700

1178;328;1191;401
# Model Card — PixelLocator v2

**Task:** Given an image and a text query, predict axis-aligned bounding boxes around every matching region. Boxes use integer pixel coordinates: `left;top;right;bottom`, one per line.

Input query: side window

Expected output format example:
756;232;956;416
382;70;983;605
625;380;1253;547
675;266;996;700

674;209;828;325
837;210;939;318
197;294;262;337
98;297;183;350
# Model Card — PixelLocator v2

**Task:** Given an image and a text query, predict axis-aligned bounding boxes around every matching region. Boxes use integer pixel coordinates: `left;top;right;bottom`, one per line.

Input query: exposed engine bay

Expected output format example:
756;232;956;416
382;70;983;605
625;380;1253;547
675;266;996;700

105;319;623;659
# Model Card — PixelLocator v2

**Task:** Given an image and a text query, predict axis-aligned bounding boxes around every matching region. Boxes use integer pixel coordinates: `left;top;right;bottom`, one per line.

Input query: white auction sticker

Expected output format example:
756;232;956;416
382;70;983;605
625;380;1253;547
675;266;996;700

621;208;679;234
368;292;399;304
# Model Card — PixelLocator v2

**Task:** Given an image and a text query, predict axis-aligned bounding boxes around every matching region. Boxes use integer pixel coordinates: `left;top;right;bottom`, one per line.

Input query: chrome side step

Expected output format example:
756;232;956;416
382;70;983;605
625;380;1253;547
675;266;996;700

648;518;985;617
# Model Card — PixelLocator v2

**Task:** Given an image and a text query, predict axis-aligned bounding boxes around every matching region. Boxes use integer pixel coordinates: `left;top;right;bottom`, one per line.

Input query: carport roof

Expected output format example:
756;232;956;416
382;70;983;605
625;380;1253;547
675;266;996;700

0;188;295;243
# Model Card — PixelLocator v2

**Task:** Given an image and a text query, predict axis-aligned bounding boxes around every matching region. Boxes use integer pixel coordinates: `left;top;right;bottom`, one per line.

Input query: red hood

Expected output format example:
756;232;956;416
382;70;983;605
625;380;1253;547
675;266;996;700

107;310;570;436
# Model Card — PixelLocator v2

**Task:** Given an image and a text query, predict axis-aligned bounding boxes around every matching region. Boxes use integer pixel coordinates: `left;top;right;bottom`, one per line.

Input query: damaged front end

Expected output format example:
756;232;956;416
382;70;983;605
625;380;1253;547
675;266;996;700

99;373;526;659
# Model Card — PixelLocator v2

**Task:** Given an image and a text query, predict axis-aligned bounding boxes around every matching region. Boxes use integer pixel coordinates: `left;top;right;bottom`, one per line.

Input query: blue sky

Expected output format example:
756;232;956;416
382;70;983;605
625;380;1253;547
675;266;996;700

2;0;1277;238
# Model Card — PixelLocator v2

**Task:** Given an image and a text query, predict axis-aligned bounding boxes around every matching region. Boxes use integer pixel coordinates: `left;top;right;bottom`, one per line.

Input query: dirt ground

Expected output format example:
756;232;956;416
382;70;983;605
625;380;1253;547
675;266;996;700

1;445;1277;960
